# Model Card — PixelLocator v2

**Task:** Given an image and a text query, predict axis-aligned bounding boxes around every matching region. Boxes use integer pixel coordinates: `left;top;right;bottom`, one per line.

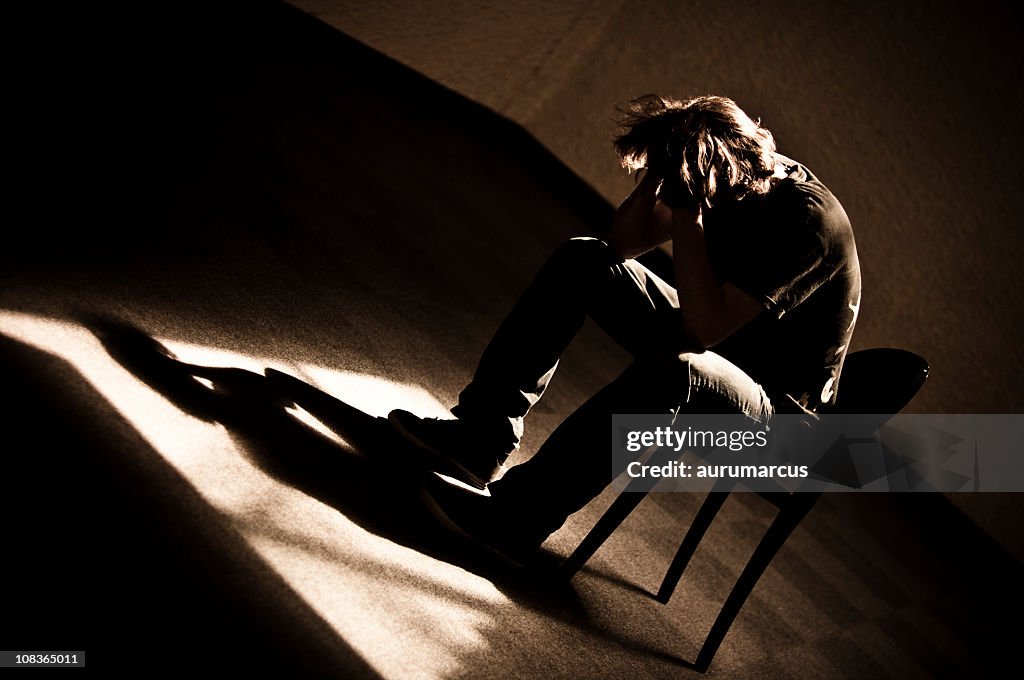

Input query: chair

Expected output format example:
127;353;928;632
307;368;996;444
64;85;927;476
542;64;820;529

563;348;929;672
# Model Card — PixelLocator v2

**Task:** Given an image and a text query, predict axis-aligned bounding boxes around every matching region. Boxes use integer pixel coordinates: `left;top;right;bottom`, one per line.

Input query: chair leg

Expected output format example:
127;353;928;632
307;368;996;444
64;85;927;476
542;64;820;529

563;489;650;577
655;490;730;604
693;493;821;673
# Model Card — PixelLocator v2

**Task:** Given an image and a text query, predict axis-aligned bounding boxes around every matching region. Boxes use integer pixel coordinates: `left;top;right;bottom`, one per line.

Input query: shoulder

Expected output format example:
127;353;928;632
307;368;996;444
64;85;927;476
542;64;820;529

768;156;854;253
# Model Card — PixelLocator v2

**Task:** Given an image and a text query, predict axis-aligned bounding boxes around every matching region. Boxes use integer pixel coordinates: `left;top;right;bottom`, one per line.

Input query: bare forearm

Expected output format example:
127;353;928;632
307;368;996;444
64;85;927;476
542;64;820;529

672;212;724;349
608;176;674;259
671;209;766;350
610;207;673;258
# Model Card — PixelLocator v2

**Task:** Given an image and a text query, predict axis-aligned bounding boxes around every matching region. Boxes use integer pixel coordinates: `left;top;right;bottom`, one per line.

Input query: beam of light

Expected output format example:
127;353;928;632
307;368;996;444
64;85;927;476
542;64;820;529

434;472;492;497
298;363;453;420
192;375;215;389
284;403;350;448
0;310;507;679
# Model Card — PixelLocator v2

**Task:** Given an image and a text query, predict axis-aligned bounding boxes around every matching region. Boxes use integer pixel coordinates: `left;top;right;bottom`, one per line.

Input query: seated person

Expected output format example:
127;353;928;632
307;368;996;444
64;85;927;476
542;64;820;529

390;94;861;564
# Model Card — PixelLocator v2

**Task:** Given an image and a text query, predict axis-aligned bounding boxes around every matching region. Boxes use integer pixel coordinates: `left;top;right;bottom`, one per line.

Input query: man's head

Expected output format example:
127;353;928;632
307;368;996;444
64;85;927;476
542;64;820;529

613;94;777;210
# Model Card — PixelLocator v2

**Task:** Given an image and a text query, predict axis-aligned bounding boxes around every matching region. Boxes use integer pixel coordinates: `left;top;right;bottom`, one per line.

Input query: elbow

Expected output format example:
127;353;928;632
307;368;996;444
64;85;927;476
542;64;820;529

680;321;716;353
607;233;630;260
680;307;740;351
689;337;712;354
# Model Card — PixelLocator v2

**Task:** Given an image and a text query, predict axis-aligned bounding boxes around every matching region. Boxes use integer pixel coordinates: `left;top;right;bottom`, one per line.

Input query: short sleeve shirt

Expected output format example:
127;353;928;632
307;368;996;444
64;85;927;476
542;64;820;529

703;156;861;412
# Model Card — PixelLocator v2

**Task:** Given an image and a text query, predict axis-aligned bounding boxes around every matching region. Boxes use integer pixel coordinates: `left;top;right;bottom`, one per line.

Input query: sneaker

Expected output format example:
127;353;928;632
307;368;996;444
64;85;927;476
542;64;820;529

420;474;543;568
388;409;507;490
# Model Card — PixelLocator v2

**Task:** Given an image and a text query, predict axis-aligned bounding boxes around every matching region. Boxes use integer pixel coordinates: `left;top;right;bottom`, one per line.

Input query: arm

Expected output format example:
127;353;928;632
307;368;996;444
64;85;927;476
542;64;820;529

671;206;765;351
607;172;675;259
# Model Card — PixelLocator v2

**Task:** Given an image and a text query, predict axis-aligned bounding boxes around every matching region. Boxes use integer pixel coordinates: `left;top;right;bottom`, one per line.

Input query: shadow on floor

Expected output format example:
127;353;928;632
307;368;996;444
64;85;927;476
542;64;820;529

0;331;382;679
83;315;697;668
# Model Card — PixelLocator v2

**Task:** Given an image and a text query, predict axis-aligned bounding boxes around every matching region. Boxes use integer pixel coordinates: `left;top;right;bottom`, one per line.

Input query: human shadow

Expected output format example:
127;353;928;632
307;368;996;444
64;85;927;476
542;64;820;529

3;329;391;677
83;315;697;665
85;320;563;590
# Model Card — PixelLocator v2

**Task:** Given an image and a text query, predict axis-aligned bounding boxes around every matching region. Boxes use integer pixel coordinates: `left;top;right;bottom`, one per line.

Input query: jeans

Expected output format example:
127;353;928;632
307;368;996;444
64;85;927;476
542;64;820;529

454;238;772;539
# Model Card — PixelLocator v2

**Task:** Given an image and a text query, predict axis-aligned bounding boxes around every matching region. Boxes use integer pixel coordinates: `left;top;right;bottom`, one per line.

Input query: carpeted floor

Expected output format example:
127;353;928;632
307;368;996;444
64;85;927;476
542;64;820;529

2;1;1020;677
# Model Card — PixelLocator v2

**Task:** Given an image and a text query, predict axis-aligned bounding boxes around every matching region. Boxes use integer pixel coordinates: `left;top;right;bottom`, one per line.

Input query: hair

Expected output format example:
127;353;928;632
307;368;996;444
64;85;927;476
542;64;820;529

613;94;777;209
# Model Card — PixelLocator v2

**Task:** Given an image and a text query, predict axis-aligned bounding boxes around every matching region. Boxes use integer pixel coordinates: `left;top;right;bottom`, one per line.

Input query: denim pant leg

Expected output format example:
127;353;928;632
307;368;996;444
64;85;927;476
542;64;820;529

488;351;773;541
452;237;685;453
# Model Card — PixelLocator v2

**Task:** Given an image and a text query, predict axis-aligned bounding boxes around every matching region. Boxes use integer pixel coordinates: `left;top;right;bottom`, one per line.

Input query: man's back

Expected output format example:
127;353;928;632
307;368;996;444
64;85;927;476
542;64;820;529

704;157;861;411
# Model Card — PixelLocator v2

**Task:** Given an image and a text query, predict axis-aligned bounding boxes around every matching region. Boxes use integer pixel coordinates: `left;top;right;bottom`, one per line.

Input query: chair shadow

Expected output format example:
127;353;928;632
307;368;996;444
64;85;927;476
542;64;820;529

83;315;697;667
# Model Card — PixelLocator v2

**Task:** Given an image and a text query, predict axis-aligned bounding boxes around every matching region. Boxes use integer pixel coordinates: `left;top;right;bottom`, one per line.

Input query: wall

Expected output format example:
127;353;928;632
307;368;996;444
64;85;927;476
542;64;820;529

286;0;1024;556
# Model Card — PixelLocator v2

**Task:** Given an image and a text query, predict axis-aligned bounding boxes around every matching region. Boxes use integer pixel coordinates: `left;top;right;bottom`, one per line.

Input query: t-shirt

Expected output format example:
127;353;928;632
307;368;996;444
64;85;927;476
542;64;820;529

703;154;861;412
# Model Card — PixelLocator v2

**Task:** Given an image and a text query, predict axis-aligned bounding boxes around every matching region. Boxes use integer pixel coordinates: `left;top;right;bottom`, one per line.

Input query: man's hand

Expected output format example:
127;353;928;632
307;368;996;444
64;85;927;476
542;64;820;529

608;172;674;259
609;171;763;350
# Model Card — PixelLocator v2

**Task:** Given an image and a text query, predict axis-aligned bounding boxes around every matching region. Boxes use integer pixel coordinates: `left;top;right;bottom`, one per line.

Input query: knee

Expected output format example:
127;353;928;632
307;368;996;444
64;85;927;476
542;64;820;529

540;237;618;284
632;352;726;395
543;237;618;276
672;351;715;385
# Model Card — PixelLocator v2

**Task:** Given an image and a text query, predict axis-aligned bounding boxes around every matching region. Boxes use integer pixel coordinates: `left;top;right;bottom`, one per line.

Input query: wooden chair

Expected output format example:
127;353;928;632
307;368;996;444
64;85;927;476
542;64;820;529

563;348;929;672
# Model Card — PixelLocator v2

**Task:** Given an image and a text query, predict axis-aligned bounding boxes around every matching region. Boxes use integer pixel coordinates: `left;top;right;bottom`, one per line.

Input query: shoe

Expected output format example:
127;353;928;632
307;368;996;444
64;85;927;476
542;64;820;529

388;409;507;490
420;474;543;569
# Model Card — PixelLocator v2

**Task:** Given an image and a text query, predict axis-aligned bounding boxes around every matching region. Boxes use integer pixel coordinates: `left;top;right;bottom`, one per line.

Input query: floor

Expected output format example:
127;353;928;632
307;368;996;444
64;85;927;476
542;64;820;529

2;1;1020;677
